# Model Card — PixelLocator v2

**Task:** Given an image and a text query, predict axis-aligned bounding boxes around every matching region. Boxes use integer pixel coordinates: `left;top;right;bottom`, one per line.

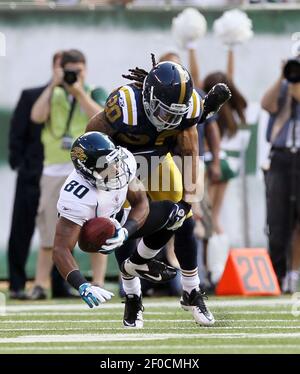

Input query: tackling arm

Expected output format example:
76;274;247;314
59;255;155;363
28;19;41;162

86;110;117;137
99;177;150;253
177;126;202;203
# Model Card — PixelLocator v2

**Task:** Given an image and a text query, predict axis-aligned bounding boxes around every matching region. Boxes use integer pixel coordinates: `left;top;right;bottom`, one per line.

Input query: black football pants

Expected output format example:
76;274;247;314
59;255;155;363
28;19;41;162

266;150;300;283
114;200;175;267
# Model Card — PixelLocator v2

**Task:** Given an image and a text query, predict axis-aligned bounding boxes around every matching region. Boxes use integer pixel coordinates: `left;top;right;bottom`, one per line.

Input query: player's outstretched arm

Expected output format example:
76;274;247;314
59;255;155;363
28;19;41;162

85;110;116;137
100;177;150;253
53;217;82;280
53;217;113;307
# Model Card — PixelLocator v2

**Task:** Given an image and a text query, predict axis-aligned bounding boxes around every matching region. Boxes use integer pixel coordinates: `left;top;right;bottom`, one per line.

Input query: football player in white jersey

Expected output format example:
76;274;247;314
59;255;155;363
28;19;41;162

53;131;185;327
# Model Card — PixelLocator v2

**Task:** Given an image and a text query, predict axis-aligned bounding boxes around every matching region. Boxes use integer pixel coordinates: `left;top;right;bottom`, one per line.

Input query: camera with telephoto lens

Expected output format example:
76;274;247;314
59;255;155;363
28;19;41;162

63;69;79;85
283;58;300;83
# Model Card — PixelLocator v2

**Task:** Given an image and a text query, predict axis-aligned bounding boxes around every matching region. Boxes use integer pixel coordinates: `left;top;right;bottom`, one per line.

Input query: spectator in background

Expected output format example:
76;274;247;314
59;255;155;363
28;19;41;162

7;52;63;300
261;56;300;293
202;49;247;236
30;49;108;299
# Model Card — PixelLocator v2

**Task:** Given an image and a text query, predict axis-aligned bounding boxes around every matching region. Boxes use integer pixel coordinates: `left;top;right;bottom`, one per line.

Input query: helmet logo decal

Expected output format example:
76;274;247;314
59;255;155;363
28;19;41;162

71;147;87;162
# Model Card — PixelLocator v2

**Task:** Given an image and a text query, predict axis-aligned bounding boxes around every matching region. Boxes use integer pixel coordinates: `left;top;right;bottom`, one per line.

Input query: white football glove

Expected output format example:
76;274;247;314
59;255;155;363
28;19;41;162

100;218;128;253
79;283;114;308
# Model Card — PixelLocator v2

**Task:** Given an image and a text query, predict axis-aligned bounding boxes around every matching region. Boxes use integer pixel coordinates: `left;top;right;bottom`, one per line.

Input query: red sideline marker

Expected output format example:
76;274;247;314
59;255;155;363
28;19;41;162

216;248;281;296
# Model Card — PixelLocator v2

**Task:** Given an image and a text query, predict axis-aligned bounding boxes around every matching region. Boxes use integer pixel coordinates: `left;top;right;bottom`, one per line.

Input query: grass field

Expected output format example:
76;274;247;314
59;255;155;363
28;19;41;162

0;292;300;354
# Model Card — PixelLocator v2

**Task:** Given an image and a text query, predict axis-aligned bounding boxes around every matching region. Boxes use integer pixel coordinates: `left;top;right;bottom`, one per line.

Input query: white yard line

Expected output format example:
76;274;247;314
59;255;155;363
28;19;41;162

0;319;299;323
0;319;196;323
1;326;300;332
1;332;300;344
0;344;300;352
4;310;296;317
4;298;295;313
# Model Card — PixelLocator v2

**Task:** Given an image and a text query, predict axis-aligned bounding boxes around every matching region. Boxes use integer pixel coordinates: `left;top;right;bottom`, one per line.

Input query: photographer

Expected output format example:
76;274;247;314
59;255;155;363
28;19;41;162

30;49;108;299
262;55;300;293
7;52;62;299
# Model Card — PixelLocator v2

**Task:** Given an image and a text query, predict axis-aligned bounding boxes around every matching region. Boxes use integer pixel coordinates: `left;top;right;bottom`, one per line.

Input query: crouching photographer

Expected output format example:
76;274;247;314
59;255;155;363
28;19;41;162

262;55;300;293
29;49;108;299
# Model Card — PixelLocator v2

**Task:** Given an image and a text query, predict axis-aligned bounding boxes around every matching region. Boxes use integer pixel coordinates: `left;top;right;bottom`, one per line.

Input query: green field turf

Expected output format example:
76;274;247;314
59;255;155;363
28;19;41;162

0;295;300;354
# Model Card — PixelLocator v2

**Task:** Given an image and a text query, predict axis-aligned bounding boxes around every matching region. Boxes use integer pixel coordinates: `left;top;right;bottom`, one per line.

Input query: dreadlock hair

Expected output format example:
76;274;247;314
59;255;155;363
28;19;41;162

122;53;157;88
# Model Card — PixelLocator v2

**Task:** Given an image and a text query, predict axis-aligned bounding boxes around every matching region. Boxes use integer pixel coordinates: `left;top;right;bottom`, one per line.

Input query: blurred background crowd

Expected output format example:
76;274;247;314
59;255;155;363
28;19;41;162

1;1;300;7
0;1;300;299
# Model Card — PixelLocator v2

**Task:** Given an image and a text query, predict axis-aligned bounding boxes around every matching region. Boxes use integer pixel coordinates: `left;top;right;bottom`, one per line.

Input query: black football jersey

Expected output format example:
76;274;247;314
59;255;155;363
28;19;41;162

104;83;202;157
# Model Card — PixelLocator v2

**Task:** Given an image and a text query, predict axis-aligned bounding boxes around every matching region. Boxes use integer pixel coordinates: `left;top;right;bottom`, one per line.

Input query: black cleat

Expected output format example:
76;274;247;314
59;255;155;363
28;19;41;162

29;285;47;300
123;294;144;328
9;290;30;300
180;288;215;326
121;258;177;283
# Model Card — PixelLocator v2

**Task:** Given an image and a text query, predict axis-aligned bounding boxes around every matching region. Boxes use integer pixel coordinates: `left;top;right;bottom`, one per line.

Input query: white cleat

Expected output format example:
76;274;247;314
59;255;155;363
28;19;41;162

180;288;215;326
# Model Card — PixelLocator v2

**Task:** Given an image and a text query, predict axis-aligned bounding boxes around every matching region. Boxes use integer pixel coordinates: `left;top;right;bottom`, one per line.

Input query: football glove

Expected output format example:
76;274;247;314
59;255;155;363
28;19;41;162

200;83;232;122
99;219;128;253
166;200;191;231
78;283;114;308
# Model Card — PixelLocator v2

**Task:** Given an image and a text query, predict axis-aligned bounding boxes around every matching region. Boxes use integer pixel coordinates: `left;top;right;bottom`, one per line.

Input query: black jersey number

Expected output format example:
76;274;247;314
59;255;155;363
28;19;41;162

64;180;89;199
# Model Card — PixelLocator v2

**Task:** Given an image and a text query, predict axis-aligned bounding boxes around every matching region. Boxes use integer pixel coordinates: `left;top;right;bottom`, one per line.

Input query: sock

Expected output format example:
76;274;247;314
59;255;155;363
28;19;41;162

289;270;300;281
181;268;200;294
121;274;141;296
130;239;161;265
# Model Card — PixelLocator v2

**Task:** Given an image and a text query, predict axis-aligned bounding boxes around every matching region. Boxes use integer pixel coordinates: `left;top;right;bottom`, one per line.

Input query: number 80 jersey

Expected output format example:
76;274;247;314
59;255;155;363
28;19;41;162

57;148;137;227
105;83;202;157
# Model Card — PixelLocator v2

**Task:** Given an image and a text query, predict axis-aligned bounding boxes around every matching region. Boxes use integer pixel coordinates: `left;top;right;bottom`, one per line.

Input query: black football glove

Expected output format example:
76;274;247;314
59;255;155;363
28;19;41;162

200;83;232;123
166;200;191;231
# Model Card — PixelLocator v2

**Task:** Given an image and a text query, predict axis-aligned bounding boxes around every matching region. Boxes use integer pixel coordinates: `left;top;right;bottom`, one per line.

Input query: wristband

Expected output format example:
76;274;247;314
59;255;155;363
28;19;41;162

66;269;88;290
179;199;192;213
123;218;138;238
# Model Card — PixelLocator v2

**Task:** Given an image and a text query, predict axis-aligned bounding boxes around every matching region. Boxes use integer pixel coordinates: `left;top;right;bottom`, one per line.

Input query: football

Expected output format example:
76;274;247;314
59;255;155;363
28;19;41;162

78;217;116;253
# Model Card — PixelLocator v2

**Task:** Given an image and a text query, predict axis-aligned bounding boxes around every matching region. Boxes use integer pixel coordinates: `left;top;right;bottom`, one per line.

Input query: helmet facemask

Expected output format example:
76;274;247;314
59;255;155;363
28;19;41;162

93;147;130;191
143;85;190;131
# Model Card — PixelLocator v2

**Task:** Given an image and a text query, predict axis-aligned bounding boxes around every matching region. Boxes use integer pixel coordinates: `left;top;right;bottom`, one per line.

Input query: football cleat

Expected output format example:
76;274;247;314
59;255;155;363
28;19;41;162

121;258;177;283
180;288;215;326
123;294;144;328
29;285;47;301
281;272;299;294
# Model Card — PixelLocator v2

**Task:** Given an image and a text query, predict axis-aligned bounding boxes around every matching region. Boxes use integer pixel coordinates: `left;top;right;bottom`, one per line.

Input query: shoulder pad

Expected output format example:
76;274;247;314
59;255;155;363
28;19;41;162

105;85;138;127
186;89;202;120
